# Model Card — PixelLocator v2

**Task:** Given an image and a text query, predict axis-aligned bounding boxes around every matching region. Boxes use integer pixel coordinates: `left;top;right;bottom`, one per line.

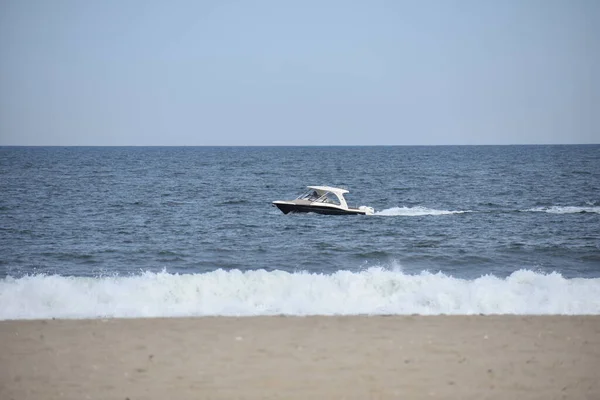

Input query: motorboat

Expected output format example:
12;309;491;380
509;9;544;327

272;186;375;215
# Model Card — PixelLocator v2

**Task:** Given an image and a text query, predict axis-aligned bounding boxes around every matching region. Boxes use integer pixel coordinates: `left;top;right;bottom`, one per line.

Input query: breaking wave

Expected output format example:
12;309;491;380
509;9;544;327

376;207;468;216
1;268;599;320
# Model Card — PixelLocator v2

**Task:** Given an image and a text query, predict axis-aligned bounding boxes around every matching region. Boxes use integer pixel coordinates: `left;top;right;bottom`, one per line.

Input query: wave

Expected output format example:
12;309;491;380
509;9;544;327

376;207;468;216
524;206;600;214
1;268;599;320
219;199;250;205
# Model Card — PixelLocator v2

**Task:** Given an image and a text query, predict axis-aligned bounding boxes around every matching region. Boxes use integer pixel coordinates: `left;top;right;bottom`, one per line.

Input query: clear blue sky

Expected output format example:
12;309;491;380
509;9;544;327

1;0;598;145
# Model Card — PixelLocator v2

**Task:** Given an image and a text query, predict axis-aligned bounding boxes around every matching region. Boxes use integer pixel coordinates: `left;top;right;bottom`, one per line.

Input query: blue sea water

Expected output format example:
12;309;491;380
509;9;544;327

1;145;599;319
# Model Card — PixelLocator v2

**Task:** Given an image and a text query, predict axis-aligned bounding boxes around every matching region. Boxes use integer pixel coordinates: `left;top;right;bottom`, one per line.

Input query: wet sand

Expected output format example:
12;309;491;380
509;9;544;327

1;316;599;399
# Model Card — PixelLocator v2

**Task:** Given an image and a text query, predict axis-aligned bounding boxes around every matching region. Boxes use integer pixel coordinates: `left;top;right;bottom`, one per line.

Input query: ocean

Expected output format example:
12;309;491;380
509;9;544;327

1;145;599;319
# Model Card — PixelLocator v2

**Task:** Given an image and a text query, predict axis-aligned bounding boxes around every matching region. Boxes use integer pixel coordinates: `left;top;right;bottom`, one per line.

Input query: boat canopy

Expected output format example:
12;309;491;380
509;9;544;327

305;186;349;209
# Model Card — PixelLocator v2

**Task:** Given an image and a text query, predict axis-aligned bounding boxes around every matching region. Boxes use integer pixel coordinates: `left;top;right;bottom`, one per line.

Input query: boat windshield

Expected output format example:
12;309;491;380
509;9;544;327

318;192;341;205
298;190;340;205
298;190;320;201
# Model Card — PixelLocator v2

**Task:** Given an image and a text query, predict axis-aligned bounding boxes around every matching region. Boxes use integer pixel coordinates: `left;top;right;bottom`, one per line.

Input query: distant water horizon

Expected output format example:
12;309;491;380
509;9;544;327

2;144;599;148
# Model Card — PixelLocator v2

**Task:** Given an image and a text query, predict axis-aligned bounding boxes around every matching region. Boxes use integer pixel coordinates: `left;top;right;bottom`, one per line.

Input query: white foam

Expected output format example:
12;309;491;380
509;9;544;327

376;206;468;216
525;206;600;214
1;268;599;320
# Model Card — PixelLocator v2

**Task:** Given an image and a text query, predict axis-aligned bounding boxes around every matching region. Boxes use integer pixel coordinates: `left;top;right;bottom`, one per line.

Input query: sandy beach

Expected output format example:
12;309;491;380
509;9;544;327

1;316;599;399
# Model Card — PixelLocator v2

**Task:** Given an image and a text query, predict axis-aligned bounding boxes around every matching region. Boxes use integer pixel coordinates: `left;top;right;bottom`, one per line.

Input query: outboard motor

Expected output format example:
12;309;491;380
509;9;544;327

359;206;375;215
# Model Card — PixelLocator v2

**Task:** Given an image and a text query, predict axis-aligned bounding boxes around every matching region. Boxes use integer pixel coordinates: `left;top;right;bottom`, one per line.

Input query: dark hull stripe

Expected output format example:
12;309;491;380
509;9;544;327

273;203;366;215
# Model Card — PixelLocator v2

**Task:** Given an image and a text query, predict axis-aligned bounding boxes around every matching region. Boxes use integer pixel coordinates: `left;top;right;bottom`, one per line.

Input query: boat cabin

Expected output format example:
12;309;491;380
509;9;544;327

298;186;349;209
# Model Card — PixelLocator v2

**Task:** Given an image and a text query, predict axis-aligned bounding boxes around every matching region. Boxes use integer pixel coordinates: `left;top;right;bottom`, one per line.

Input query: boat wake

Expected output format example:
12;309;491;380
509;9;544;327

525;206;600;214
374;205;600;216
375;207;469;216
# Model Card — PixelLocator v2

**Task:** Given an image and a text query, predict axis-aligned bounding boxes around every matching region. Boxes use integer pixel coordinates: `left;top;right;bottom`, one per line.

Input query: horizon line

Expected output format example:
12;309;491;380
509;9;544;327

1;143;599;148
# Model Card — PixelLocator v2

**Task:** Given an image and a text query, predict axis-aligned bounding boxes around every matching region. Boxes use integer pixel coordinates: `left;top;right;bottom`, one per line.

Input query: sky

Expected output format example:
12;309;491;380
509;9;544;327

0;0;598;146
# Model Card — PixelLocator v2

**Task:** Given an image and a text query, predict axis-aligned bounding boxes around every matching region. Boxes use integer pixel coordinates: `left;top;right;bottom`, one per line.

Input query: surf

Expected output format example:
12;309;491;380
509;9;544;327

1;268;599;320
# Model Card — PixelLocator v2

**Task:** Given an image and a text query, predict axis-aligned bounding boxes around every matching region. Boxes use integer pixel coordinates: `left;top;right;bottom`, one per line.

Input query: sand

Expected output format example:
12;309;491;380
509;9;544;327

1;316;599;399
